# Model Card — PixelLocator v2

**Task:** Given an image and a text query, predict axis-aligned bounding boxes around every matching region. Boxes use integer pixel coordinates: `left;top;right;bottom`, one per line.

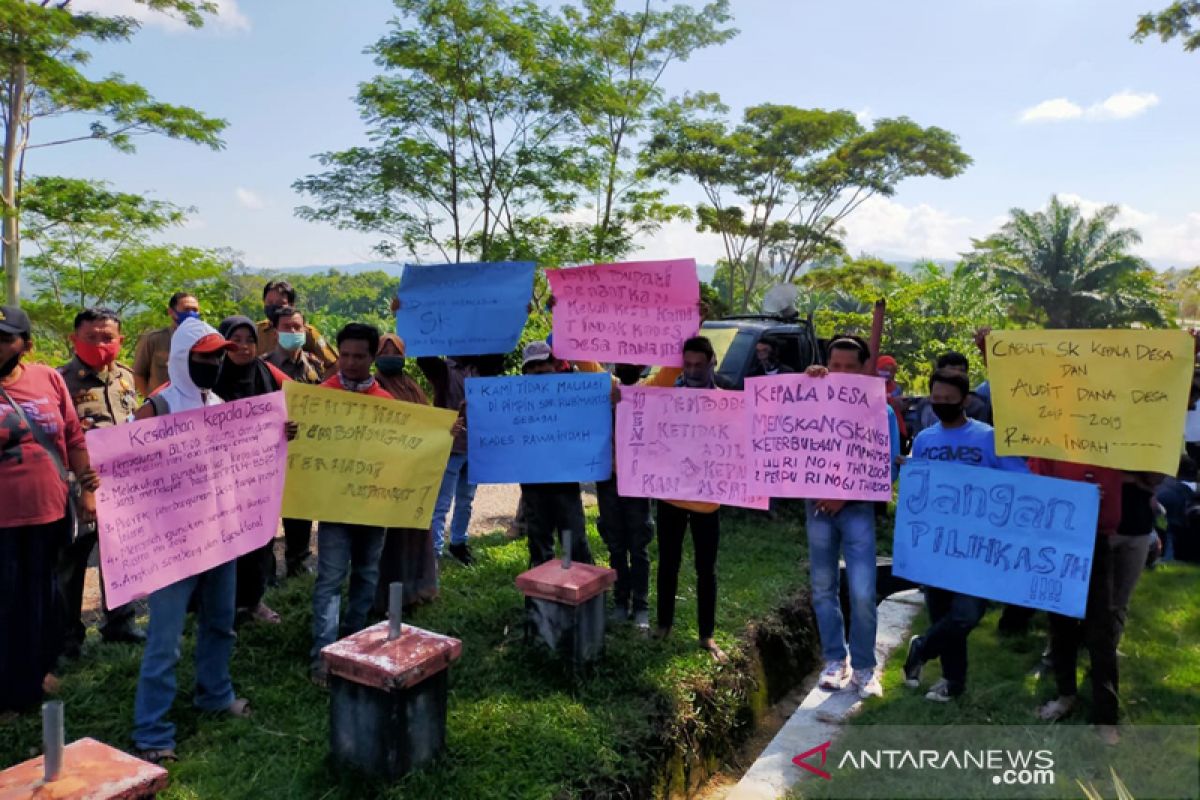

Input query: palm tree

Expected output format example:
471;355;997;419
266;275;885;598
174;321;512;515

967;196;1166;329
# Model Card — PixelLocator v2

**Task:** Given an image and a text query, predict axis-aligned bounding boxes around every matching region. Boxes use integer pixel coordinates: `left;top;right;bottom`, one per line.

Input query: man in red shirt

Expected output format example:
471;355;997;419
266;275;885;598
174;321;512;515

310;323;392;687
1028;458;1125;745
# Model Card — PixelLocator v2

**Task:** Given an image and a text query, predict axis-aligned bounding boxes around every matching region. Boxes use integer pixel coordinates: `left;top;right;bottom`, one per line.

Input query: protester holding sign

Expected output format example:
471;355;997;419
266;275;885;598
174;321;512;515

372;334;442;613
654;336;728;663
130;315;251;764
56;308;144;657
261;306;324;579
0;305;98;714
801;336;899;699
902;368;1029;704
1029;457;1126;744
516;341;594;567
215;316;293;626
309;323;395;687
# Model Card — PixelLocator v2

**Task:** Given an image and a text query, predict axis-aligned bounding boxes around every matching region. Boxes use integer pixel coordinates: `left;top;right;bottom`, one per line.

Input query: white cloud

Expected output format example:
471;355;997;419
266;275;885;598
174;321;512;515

234;187;264;210
71;0;250;32
1053;193;1200;266
1019;98;1084;123
855;107;874;126
840;196;979;260
1018;91;1159;124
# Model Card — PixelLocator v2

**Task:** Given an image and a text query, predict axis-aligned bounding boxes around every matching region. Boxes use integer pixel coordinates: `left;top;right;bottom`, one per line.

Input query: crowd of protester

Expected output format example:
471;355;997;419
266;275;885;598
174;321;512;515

1;279;1196;761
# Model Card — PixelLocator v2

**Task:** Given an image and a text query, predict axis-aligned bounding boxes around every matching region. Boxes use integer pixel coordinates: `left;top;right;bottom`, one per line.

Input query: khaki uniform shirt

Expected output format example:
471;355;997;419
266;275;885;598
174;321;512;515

131;326;173;395
57;356;140;431
256;320;337;378
262;348;323;385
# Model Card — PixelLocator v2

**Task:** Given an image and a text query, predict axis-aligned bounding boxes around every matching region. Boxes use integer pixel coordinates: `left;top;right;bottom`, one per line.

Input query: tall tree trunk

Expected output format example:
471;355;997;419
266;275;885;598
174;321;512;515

2;63;25;305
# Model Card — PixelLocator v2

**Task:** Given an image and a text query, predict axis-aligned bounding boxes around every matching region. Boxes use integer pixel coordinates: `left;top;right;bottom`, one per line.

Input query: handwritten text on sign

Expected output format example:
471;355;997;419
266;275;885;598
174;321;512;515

466;372;613;484
892;461;1099;617
547;259;700;367
282;382;456;528
616;386;767;509
89;392;288;609
747;373;891;501
988;329;1192;474
396;261;536;357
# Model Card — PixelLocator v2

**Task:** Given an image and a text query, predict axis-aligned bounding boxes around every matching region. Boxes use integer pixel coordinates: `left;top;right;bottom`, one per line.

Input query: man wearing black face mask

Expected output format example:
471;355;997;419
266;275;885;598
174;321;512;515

902;368;1028;703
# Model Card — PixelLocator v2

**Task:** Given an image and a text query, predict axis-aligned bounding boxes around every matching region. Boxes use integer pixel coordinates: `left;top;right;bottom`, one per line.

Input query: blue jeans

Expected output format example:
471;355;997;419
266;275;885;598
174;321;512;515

132;561;237;751
806;500;877;670
430;452;476;553
311;523;386;663
918;588;988;689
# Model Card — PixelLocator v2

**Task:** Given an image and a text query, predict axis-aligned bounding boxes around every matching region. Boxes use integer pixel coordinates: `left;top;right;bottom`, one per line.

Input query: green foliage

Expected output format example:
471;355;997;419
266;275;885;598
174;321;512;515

0;0;227;304
19;176;243;363
642;94;971;311
294;0;731;267
0;509;815;799
1133;1;1200;51
966;196;1171;330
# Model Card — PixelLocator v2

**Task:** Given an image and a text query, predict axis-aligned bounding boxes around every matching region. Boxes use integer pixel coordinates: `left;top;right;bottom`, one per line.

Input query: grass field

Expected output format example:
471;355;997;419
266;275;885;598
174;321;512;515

0;506;817;799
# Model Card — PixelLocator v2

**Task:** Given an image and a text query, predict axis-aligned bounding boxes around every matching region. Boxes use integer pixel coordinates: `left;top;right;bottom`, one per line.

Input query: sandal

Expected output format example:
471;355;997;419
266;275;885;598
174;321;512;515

135;748;178;765
700;638;729;664
250;603;282;625
1036;696;1077;721
226;698;252;718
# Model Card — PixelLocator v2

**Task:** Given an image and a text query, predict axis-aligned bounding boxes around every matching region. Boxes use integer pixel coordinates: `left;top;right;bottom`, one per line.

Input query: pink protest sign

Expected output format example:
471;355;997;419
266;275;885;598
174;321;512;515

615;385;767;509
547;258;700;367
87;392;288;609
746;373;892;501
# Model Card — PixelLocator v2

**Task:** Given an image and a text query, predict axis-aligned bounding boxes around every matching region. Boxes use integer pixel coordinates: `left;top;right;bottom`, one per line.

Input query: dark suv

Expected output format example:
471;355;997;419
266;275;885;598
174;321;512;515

701;314;823;389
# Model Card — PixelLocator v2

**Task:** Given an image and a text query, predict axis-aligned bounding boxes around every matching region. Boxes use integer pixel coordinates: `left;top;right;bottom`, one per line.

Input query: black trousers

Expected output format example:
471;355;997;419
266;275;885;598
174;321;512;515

57;527;135;648
656;503;719;639
596;478;653;612
918;588;988;688
1048;535;1120;724
1;519;68;712
235;542;275;610
522;483;593;567
283;517;313;576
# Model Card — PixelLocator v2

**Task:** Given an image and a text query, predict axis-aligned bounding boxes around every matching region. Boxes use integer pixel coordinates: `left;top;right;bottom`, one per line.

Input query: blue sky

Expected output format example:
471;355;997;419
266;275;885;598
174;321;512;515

44;0;1200;270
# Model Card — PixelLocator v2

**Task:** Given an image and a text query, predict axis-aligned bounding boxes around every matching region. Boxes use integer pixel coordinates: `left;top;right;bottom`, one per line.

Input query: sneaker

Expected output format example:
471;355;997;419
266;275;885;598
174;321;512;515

818;659;851;691
852;669;883;699
903;636;925;688
447;542;475;566
632;610;650;630
924;678;962;703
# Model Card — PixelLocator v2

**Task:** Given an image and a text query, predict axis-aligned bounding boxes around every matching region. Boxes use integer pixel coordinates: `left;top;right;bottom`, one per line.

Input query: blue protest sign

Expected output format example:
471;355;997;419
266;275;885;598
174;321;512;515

892;461;1099;618
466;373;613;484
396;261;536;357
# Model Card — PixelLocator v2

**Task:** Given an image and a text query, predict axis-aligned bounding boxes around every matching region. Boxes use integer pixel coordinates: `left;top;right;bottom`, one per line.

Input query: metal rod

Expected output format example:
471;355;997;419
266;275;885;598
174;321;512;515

561;530;573;569
387;582;403;641
42;700;64;782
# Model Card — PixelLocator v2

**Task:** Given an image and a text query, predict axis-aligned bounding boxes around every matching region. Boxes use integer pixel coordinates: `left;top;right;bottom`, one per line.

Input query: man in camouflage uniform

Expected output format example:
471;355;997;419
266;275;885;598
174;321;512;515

257;279;337;378
58;308;144;654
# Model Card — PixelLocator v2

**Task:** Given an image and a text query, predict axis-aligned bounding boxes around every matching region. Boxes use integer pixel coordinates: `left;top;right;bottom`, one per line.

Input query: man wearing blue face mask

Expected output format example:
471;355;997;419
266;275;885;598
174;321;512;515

262;306;324;577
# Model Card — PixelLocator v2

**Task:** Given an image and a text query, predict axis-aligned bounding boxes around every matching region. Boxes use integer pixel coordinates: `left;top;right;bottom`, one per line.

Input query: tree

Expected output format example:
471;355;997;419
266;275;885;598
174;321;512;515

966;196;1168;329
295;0;594;266
20;175;242;360
642;95;970;312
1133;2;1200;50
1;0;226;305
562;0;734;262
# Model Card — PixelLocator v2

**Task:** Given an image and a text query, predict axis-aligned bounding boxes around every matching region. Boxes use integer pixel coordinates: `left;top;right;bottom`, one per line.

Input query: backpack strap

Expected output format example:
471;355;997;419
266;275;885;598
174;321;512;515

147;394;170;418
0;385;69;483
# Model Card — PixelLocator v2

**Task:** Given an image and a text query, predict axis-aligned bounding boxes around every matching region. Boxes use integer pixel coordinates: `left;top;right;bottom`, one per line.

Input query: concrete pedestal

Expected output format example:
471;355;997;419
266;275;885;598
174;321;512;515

516;560;617;666
321;621;462;780
0;738;168;800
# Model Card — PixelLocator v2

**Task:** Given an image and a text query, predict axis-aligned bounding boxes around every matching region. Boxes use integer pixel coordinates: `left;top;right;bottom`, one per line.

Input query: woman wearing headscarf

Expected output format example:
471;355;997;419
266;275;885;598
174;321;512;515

214;316;291;625
372;334;441;611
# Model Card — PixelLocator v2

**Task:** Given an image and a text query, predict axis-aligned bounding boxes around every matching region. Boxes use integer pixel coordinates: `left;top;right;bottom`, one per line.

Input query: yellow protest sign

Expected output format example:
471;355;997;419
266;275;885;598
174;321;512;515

282;382;456;528
988;329;1192;474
